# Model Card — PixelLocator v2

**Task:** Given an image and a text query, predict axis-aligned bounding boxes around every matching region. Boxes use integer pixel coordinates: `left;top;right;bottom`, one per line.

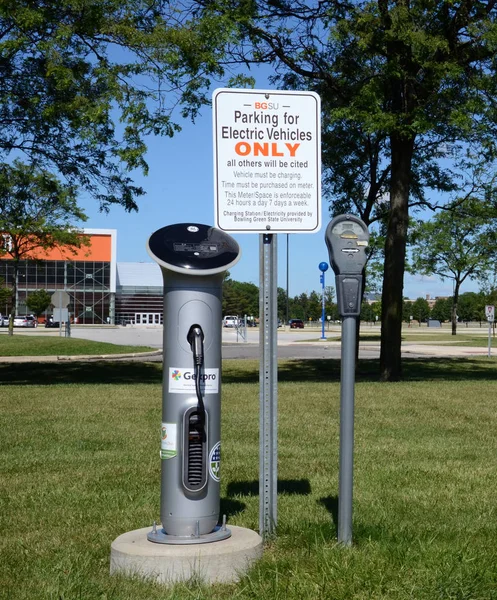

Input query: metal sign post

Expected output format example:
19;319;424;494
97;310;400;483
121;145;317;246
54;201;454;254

259;233;278;537
51;291;70;337
485;305;494;357
325;215;369;546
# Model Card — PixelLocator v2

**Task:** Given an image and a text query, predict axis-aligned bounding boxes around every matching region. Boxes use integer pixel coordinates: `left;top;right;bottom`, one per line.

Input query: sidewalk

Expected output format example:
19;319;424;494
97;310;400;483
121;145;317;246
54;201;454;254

0;349;162;363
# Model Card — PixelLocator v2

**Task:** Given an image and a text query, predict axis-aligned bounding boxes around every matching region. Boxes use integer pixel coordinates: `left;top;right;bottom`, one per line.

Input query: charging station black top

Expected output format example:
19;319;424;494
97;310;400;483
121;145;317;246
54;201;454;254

147;223;241;275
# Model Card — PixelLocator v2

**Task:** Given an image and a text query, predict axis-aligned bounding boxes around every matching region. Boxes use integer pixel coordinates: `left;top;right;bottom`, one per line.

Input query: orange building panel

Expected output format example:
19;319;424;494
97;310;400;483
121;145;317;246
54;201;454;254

0;233;112;262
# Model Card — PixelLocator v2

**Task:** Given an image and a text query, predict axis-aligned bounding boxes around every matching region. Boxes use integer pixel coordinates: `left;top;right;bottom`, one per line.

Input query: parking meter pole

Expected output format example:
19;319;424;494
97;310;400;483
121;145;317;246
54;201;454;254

338;315;356;546
325;214;369;547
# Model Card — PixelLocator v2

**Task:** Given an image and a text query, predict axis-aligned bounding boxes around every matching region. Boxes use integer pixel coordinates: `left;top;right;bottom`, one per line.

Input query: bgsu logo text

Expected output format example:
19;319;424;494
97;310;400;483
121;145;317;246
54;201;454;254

254;102;279;110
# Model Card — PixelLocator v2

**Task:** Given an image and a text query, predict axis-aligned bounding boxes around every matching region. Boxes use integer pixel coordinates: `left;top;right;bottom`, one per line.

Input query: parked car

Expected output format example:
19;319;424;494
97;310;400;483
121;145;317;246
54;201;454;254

289;319;304;329
223;315;239;328
13;315;38;328
0;314;8;327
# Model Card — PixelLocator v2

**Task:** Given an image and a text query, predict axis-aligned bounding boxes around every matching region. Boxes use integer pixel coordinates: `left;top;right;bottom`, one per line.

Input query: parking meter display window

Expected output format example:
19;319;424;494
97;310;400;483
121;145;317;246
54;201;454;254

325;215;369;276
148;223;240;272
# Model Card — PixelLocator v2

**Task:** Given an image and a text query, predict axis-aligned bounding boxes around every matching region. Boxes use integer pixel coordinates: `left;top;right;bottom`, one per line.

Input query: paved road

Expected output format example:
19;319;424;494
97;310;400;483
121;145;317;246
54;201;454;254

1;325;492;360
68;326;493;359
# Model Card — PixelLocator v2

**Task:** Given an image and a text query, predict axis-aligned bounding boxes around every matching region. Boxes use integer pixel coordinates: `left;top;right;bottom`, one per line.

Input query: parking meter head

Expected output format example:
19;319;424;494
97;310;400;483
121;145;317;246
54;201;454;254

325;215;369;317
147;223;241;276
325;215;369;276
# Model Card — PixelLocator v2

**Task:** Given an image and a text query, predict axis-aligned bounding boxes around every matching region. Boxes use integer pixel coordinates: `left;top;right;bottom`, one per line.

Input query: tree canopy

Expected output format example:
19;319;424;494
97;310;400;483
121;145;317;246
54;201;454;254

411;198;497;334
0;0;224;211
0;160;89;333
176;0;497;379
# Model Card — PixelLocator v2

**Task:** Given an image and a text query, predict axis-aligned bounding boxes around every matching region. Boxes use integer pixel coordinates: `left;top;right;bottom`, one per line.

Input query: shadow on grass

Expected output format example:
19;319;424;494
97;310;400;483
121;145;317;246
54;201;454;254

319;496;339;535
1;356;496;386
227;479;311;497
224;357;497;384
0;360;164;386
220;497;246;520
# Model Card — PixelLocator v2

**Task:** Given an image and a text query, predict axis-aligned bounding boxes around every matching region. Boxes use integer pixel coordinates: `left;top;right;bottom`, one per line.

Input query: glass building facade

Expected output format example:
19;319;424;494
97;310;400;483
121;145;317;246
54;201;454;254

0;230;116;324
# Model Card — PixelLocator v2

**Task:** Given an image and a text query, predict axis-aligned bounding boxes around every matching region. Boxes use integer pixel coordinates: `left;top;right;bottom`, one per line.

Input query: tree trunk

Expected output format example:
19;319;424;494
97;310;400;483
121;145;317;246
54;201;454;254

380;133;414;381
451;281;460;336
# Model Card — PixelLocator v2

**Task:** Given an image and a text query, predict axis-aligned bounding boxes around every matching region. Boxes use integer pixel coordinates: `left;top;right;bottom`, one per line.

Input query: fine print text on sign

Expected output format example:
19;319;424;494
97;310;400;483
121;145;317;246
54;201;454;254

213;88;321;233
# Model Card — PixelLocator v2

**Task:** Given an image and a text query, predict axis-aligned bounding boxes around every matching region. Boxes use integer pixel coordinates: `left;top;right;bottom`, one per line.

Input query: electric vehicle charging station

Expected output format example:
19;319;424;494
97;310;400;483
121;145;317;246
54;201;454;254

325;214;369;546
146;223;241;544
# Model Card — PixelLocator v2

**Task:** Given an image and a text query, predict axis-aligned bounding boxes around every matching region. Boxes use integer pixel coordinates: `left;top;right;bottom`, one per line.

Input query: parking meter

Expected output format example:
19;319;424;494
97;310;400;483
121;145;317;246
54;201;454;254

325;214;369;547
146;223;241;544
325;215;369;315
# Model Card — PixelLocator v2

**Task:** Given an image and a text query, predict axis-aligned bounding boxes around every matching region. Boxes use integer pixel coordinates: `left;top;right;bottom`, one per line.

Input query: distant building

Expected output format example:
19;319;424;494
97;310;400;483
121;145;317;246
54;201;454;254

0;229;116;324
116;262;163;325
0;229;171;325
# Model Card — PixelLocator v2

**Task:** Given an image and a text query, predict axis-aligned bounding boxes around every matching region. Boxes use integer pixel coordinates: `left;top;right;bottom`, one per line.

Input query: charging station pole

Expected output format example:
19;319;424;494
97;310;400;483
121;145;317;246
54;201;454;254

146;223;241;544
325;215;369;546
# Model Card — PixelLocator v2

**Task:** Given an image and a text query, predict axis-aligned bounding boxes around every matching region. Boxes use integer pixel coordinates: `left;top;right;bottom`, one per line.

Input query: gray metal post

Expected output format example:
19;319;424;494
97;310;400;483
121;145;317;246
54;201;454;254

488;322;492;358
259;233;278;538
338;316;356;546
325;214;369;547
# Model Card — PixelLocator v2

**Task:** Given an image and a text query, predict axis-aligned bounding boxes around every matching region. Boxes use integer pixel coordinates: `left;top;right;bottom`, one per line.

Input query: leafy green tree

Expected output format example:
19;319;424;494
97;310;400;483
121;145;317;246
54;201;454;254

222;279;259;317
0;161;88;335
431;298;452;323
403;299;413;324
0;276;12;316
289;293;310;321
277;287;288;323
411;297;430;326
457;292;486;324
361;302;375;323
324;286;337;321
308;291;322;321
371;301;382;325
184;1;497;380
411;199;497;335
26;289;52;318
0;0;220;211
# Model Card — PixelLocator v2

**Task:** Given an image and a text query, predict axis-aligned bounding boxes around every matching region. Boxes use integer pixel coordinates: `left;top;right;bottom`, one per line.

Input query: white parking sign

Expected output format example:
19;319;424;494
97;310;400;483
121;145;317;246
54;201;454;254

213;88;321;233
485;305;495;322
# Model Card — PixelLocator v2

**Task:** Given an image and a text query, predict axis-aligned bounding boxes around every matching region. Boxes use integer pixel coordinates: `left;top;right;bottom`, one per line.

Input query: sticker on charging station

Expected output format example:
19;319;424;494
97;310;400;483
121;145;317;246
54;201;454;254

160;423;177;459
168;368;219;394
209;441;221;481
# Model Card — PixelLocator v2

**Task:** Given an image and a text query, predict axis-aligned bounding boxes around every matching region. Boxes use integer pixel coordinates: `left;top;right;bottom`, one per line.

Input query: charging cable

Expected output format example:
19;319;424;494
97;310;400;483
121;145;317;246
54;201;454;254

187;325;206;425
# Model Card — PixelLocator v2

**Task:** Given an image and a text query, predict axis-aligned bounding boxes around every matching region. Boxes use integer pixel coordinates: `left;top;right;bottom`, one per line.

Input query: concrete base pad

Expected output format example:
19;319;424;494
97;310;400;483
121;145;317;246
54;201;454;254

110;525;263;584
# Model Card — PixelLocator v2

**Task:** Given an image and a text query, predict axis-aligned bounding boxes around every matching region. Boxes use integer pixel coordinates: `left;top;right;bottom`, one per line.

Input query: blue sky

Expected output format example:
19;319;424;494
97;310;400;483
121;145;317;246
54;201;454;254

77;87;475;302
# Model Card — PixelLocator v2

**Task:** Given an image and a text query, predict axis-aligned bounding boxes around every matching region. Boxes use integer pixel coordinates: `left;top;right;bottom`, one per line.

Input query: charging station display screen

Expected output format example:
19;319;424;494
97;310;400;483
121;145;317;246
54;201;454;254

148;223;240;272
173;243;219;255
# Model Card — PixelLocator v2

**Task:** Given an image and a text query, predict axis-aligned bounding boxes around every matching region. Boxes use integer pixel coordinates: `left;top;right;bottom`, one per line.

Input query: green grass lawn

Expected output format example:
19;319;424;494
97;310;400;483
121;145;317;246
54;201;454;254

1;358;497;599
0;334;155;356
310;328;497;347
